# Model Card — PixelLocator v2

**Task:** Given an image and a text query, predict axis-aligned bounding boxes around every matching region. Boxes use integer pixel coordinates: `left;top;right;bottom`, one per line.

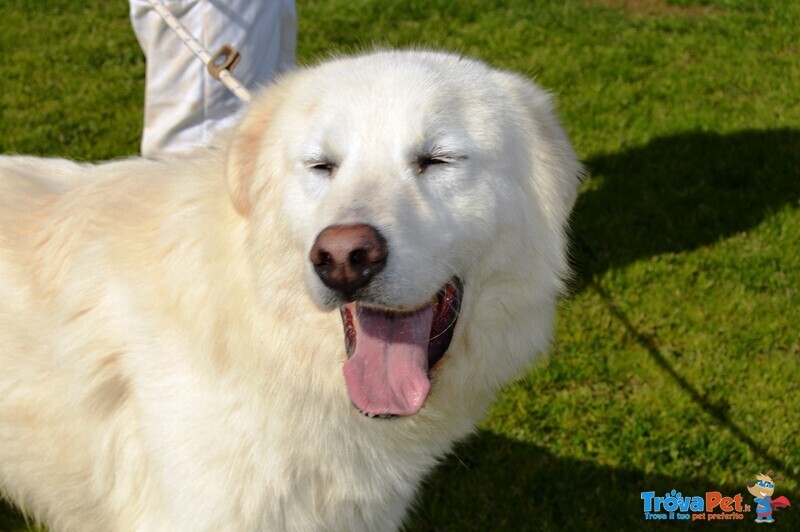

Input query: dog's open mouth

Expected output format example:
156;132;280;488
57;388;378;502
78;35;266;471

340;279;463;418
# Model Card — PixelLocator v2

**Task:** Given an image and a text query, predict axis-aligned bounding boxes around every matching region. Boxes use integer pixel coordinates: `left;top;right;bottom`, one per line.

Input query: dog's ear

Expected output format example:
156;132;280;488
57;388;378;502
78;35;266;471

495;72;584;233
226;84;287;217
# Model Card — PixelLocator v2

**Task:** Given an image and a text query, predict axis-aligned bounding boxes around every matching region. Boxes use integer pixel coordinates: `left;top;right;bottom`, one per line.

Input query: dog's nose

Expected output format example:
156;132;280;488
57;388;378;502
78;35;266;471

309;224;388;300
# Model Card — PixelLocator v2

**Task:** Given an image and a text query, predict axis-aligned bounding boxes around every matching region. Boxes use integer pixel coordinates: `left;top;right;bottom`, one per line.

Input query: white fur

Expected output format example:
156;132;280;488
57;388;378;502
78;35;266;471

0;51;580;531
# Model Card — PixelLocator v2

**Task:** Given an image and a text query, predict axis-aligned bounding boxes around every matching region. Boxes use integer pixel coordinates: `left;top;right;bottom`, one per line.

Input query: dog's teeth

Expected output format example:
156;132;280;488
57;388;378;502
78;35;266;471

356;408;396;420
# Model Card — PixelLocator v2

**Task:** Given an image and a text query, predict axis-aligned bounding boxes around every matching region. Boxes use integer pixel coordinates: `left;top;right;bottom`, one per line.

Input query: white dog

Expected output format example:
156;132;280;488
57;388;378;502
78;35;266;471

0;51;580;531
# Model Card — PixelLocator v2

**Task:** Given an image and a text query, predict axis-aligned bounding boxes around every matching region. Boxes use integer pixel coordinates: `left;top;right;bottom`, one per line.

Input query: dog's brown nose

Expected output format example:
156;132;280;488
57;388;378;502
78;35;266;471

309;224;388;300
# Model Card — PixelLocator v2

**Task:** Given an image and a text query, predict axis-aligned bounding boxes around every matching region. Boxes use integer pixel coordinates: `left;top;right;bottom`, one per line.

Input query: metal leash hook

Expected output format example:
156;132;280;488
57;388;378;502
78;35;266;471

208;44;242;81
146;0;252;102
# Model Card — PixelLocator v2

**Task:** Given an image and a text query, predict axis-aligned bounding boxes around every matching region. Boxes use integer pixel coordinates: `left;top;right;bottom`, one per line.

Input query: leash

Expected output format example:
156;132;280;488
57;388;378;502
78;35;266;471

146;0;252;102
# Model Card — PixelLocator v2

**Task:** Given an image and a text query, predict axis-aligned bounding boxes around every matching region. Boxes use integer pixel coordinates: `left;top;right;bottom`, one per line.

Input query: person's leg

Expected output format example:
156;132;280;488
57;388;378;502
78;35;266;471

130;0;296;157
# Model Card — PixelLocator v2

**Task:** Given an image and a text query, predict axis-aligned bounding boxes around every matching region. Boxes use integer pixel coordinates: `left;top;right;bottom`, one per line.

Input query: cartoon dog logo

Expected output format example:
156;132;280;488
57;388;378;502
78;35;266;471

747;471;791;523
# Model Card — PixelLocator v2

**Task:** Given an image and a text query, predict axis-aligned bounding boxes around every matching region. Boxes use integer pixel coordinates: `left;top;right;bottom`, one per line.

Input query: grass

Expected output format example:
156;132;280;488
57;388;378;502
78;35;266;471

1;0;799;529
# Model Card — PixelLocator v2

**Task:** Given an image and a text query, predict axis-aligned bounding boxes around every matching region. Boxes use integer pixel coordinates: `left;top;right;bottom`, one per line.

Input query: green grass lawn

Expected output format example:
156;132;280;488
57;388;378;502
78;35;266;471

1;0;799;530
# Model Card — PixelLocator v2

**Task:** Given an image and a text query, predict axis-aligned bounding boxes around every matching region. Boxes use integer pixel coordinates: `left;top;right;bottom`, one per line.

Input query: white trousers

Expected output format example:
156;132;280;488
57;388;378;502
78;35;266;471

130;0;296;157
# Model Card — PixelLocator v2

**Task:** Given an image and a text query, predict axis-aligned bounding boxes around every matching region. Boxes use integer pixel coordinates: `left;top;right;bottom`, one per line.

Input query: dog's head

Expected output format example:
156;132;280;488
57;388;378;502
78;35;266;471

226;51;581;420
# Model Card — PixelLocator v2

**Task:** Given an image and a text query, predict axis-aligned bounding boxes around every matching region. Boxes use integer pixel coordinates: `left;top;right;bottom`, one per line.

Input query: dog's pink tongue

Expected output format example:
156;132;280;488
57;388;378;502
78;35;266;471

343;306;433;417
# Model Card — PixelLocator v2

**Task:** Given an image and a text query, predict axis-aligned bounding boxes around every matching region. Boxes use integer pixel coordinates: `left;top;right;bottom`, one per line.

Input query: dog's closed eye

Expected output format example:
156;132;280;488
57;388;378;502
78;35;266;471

306;158;338;177
415;152;467;175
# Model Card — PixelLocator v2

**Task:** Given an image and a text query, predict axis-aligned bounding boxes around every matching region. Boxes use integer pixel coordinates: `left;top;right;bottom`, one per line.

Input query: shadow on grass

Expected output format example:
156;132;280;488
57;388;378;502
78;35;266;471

571;129;800;285
407;430;798;531
590;279;791;476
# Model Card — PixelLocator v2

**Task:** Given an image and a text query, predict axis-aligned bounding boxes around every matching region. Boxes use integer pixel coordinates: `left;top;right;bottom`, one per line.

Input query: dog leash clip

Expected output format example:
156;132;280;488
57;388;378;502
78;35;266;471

208;44;242;81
